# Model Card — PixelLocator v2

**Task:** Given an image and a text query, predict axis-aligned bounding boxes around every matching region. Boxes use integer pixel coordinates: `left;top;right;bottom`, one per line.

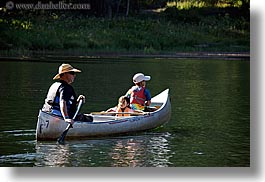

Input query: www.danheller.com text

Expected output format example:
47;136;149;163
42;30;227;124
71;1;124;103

5;1;91;10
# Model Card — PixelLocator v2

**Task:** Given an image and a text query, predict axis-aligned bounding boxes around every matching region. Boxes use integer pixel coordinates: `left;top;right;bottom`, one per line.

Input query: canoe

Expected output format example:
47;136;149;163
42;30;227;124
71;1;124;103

35;89;171;140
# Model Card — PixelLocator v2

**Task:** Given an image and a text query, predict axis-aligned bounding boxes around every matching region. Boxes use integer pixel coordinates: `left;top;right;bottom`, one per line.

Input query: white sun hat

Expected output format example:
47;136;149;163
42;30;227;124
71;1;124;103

133;73;151;83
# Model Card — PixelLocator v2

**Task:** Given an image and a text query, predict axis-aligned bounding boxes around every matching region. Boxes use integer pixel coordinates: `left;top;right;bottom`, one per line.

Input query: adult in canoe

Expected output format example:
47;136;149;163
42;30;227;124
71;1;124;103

42;63;93;124
125;73;152;111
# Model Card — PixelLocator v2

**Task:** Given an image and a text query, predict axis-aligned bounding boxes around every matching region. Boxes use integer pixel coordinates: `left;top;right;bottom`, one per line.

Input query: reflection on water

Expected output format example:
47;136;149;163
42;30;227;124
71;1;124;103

34;132;172;167
111;139;142;167
35;143;72;167
0;129;36;167
110;132;172;167
147;133;173;167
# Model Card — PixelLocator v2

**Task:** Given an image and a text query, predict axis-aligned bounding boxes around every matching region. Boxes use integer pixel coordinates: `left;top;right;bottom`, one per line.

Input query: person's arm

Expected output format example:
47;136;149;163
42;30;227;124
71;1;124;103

144;89;151;106
125;88;132;98
58;84;75;124
60;99;74;124
105;106;117;112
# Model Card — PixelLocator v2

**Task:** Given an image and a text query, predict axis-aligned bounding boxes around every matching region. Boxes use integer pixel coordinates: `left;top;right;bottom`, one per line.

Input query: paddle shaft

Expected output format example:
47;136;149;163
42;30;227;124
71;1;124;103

57;99;83;144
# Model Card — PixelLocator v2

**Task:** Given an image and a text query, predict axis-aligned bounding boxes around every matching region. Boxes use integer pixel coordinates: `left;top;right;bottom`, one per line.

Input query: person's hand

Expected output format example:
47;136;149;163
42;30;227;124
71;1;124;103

65;118;74;125
77;95;86;104
145;100;151;106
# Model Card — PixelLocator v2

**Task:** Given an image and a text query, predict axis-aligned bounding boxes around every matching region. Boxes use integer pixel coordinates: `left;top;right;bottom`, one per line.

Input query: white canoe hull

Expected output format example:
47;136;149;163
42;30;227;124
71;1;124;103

36;89;171;140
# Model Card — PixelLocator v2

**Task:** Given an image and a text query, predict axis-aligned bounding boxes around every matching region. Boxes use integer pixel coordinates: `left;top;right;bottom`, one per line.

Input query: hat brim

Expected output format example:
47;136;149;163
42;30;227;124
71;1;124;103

53;68;81;80
133;76;151;83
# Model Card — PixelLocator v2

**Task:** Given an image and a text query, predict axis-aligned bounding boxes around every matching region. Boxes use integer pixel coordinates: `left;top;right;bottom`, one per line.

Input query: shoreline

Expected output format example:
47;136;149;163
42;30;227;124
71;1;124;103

0;51;250;62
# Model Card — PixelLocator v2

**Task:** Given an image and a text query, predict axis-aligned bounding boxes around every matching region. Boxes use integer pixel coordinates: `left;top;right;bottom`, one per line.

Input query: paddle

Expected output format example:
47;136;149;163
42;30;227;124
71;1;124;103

57;99;83;144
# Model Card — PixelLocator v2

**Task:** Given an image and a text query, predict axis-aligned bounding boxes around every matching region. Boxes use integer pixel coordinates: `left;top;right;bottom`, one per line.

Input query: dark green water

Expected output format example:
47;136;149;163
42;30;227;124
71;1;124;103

0;58;250;167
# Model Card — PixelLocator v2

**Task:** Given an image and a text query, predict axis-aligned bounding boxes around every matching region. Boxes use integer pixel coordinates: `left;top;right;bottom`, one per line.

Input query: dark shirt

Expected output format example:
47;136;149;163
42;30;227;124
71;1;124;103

42;80;77;118
56;80;77;118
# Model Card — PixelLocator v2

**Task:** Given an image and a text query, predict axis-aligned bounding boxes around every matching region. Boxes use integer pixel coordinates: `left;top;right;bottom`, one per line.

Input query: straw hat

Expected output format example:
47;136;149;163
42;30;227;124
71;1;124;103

53;63;81;80
133;73;151;83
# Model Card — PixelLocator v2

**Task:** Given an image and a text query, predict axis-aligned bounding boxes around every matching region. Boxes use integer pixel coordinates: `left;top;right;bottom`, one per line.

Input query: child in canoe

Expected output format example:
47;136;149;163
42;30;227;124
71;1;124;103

104;96;142;117
125;73;152;111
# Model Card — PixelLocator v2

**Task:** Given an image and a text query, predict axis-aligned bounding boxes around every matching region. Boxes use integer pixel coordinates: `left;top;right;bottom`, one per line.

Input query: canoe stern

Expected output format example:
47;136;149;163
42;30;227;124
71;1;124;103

36;110;67;140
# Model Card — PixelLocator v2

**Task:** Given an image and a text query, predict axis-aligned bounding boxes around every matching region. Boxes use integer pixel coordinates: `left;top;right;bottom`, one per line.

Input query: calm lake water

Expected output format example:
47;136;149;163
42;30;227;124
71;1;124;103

0;58;249;167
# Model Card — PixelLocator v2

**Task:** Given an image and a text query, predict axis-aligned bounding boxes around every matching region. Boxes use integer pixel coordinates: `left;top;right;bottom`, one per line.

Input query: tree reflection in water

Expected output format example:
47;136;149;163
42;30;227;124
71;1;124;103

110;132;173;167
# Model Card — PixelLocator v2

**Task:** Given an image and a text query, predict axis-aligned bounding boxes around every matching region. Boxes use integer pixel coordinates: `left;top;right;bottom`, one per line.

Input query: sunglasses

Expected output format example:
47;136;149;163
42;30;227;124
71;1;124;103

68;71;76;75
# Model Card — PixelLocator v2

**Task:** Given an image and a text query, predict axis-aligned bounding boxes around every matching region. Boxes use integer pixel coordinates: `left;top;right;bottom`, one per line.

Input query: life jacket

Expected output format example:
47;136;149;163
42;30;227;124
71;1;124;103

130;86;146;107
42;82;62;113
42;81;76;117
116;106;133;117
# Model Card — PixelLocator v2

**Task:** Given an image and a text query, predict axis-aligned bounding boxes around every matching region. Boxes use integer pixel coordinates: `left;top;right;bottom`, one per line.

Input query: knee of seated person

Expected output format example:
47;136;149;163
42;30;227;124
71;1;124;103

76;114;93;122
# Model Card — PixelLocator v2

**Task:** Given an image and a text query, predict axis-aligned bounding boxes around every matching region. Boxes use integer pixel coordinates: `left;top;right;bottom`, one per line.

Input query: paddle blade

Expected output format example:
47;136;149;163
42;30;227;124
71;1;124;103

57;124;72;144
